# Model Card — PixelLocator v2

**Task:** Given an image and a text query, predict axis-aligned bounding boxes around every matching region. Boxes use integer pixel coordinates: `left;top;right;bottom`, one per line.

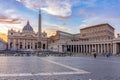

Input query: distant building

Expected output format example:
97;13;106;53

8;10;48;51
0;38;7;50
80;23;114;41
49;23;120;55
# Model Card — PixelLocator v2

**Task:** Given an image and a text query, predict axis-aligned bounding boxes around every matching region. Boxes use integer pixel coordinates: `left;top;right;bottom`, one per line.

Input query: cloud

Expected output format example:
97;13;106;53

50;15;71;20
0;14;22;24
16;0;77;19
0;32;7;42
42;22;71;36
16;0;98;19
79;16;120;30
5;9;15;14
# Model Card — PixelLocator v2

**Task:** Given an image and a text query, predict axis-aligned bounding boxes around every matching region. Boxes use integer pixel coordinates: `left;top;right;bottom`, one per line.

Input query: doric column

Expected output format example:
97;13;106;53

92;44;94;52
111;43;113;54
78;45;80;53
81;45;83;53
77;45;78;53
108;43;110;53
104;44;106;53
86;45;87;53
95;44;96;53
76;45;78;53
83;45;85;53
71;45;73;53
101;44;103;54
80;45;81;53
73;45;75;53
113;43;117;54
89;44;91;53
98;44;99;54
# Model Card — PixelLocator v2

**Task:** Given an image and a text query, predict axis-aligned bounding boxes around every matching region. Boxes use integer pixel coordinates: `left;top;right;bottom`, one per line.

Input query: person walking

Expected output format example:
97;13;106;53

93;53;97;58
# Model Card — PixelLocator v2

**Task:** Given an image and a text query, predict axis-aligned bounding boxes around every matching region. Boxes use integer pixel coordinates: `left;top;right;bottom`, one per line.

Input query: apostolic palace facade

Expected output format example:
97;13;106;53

7;11;120;55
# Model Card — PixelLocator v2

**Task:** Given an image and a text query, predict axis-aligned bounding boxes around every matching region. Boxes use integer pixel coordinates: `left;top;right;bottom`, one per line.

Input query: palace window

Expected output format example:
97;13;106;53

28;45;30;49
20;42;22;49
43;44;45;49
35;43;37;49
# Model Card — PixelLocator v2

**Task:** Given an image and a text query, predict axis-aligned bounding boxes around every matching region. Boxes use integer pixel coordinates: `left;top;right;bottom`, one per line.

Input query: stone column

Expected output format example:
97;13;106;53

86;45;87;53
77;45;78;53
89;44;91;53
80;45;81;53
73;45;75;53
113;43;117;54
26;40;28;49
101;44;103;54
33;40;35;49
29;40;31;49
111;43;113;54
71;45;73;53
92;44;93;52
104;44;105;53
95;44;96;53
99;44;101;53
8;39;10;49
98;44;99;54
106;43;108;52
81;45;83;53
78;45;80;53
13;39;16;50
83;45;85;53
69;45;71;53
23;40;25;49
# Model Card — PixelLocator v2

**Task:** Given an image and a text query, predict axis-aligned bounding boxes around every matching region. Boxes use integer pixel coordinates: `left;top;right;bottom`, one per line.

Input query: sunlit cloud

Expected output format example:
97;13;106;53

42;22;71;36
50;15;71;20
0;33;7;42
0;14;22;24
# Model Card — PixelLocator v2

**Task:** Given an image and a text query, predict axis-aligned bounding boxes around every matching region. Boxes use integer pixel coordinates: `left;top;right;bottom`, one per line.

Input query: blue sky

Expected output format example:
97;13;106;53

0;0;120;36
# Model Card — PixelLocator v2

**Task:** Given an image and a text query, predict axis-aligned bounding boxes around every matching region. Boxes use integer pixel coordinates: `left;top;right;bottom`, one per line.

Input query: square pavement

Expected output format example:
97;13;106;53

0;56;120;80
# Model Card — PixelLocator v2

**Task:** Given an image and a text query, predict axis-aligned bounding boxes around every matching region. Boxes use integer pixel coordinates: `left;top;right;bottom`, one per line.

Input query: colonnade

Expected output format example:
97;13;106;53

8;39;38;50
62;43;113;54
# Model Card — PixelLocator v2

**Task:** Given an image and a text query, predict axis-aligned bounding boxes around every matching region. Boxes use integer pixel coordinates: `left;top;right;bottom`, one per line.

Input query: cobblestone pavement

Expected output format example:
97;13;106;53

0;56;120;80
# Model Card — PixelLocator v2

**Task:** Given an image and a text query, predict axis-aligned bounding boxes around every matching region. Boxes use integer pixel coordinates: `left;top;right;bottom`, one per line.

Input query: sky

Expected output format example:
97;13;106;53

0;0;120;37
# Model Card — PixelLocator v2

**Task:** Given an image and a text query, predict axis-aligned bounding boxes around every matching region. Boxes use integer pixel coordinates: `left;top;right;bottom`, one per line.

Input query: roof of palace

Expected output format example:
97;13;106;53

80;23;114;30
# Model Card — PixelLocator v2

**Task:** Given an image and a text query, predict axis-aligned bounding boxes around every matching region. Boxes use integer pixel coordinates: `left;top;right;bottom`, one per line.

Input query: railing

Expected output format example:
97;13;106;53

0;50;72;57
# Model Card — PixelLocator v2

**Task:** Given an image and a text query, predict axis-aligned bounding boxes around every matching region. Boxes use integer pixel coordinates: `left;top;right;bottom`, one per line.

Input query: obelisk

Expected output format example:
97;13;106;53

38;10;42;50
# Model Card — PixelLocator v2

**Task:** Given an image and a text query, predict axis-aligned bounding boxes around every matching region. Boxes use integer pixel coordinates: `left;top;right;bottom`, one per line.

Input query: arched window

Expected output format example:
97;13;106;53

43;44;45;49
20;42;22;49
35;43;37;49
10;42;13;48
